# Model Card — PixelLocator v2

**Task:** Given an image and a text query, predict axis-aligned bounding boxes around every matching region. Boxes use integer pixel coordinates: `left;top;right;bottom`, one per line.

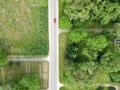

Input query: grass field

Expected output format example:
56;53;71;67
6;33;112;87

0;61;49;89
59;33;68;83
0;0;48;55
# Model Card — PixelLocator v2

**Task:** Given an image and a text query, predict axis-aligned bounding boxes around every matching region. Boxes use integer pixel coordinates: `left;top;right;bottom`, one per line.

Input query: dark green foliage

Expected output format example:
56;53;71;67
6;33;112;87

66;42;78;61
110;71;120;82
59;16;72;29
13;75;40;90
72;19;82;29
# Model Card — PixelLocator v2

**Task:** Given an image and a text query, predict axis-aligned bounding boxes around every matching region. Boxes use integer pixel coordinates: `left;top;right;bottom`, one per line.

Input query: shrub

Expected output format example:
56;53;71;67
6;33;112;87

59;16;72;29
13;75;40;90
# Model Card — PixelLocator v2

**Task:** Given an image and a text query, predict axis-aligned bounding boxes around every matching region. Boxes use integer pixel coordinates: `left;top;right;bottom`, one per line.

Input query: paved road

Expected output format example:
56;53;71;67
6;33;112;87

8;57;48;61
48;0;59;90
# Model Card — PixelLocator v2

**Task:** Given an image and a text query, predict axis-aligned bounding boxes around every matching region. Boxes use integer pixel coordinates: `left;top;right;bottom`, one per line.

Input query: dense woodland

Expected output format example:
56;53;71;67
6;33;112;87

59;0;120;90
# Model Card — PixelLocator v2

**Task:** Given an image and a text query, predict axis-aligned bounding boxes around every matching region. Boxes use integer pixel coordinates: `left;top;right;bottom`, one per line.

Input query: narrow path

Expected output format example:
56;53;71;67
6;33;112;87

8;57;49;61
59;28;115;33
59;28;70;34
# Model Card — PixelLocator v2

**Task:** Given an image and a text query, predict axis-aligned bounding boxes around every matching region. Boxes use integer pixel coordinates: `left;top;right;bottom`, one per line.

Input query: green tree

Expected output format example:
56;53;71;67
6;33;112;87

82;35;108;60
100;48;120;73
66;42;78;61
82;48;98;60
13;75;40;90
59;16;72;29
68;30;87;43
86;35;108;51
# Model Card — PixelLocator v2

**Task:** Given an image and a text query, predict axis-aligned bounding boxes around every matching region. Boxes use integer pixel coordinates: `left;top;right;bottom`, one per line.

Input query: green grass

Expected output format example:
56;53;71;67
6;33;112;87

59;33;68;83
0;0;48;55
0;61;49;89
59;0;64;17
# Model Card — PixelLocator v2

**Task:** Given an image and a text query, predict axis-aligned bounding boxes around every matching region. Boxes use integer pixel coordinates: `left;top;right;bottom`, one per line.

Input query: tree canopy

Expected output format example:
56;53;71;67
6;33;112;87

68;30;87;43
64;0;120;25
86;35;108;51
13;75;40;90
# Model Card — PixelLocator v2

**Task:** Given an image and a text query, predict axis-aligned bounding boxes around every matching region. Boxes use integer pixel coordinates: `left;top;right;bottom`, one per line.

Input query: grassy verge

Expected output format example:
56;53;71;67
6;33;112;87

0;61;49;89
0;0;48;55
59;0;64;17
59;33;68;83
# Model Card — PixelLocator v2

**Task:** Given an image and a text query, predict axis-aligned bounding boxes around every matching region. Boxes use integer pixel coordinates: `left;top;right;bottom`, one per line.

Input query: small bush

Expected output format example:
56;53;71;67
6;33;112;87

59;16;72;29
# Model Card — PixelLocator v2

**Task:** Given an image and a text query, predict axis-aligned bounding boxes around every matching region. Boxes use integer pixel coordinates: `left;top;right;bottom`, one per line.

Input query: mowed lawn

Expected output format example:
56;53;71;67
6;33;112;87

0;0;48;55
0;61;49;89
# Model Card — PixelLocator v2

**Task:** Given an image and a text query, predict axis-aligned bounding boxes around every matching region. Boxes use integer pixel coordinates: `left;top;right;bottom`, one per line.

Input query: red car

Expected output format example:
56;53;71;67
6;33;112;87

54;18;56;23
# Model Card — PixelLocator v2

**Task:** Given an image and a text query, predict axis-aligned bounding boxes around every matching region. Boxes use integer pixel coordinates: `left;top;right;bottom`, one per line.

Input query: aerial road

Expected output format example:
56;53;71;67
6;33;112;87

48;0;60;90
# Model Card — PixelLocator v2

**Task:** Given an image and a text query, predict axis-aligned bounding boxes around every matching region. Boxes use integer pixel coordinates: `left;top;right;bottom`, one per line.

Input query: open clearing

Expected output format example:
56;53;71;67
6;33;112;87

0;61;49;89
0;0;48;55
